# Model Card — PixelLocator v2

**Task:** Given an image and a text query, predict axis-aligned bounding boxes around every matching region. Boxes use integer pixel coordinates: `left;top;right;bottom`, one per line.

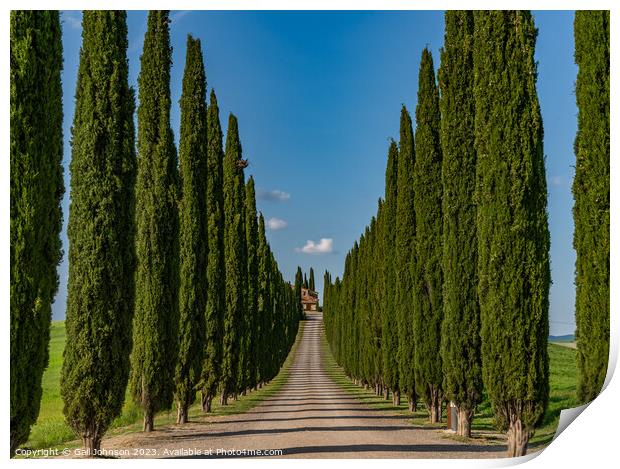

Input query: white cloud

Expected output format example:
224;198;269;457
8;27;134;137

550;175;563;187
256;188;291;202
267;217;288;230
170;10;191;25
296;238;334;255
62;11;82;30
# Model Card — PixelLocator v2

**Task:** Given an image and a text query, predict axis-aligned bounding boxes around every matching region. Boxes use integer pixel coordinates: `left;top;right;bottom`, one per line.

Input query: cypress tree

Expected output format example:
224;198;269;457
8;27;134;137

174;35;208;423
303;272;309;290
573;11;610;404
221;114;247;404
199;89;225;413
438;10;481;437
10;11;64;454
256;214;272;387
381;140;400;403
395;106;416;411
129;10;179;432
309;267;316;291
474;11;550;457
412;48;443;423
295;266;303;319
373;200;386;397
244;176;259;391
60;11;136;454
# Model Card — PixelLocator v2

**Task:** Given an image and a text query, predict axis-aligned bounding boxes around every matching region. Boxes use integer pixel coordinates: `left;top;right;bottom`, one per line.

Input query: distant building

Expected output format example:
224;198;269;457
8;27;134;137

301;287;318;312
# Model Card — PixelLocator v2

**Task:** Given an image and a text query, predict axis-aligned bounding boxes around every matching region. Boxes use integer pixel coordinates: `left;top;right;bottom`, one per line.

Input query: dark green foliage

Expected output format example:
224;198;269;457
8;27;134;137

309;267;316;292
60;11;136;452
372;201;385;389
199;89;225;410
438;11;481;434
573;10;610;403
244;176;259;390
221;114;247;401
10;10;64;453
174;35;208;421
303;273;309;290
395;107;417;406
474;11;550;455
412;49;443;420
256;214;272;385
294;266;303;319
129;10;179;431
381;140;400;395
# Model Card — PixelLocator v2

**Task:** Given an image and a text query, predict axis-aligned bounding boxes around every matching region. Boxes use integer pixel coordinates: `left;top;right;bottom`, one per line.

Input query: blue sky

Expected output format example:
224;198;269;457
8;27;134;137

54;10;578;336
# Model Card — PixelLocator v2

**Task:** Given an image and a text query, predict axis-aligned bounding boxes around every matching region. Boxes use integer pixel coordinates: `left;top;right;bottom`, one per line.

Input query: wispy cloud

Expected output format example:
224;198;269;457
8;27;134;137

62;11;82;30
296;238;334;255
267;217;288;230
170;10;191;25
550;175;563;187
256;188;291;202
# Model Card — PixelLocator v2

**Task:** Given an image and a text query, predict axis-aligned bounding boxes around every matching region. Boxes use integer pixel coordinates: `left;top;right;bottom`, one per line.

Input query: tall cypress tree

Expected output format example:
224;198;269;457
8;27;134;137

294;266;304;319
174;35;208;424
244;176;259;391
395;106;416;411
199;89;225;413
573;10;610;404
381;140;400;403
373;200;386;397
412;49;443;423
60;11;136;454
309;267;316;292
303;272;309;290
130;10;179;432
438;11;481;437
221;114;247;404
10;11;64;454
257;216;273;386
474;11;550;457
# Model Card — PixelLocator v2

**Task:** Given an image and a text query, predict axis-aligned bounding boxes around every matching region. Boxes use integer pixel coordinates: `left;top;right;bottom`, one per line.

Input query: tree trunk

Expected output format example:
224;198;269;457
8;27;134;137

507;417;530;457
428;388;442;423
457;407;473;438
220;391;228;406
233;393;238;401
384;387;390;400
82;432;102;457
143;410;154;432
201;392;213;413
177;401;189;424
393;390;400;406
407;394;417;412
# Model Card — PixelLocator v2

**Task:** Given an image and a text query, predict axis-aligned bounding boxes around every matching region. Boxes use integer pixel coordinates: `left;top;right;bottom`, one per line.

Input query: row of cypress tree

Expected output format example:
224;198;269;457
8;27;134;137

323;11;553;457
10;10;299;455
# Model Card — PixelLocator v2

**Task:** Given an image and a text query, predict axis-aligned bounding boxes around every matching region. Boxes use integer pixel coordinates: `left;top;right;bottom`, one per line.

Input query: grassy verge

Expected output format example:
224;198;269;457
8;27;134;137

24;319;305;453
321;334;577;448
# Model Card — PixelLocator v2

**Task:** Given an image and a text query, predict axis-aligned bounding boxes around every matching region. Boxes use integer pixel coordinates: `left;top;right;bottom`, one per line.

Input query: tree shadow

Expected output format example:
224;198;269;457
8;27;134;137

169;424;420;440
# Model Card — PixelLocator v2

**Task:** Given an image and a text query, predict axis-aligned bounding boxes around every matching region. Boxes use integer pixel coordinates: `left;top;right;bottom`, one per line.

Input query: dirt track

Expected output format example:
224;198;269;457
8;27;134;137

98;312;510;458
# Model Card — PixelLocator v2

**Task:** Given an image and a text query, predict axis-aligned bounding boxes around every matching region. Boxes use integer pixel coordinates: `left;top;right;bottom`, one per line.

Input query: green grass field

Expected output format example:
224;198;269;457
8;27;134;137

24;320;305;451
322;335;578;449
